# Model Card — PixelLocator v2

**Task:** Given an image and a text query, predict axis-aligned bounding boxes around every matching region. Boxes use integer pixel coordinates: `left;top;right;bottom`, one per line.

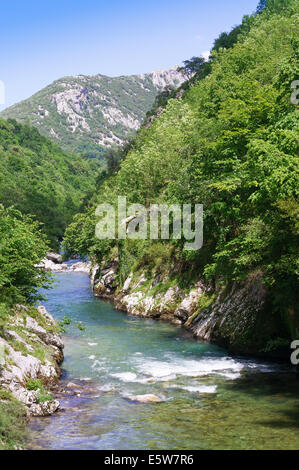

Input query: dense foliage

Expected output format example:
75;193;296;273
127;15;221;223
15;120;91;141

64;1;299;338
0;205;50;305
0;118;99;247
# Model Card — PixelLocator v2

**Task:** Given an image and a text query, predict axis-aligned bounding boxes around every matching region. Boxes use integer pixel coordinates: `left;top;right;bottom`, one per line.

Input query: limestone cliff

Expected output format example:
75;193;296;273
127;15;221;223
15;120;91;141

90;260;291;359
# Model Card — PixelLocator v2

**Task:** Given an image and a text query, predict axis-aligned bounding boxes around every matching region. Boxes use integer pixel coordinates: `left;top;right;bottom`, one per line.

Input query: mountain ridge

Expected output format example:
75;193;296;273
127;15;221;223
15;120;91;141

1;67;186;158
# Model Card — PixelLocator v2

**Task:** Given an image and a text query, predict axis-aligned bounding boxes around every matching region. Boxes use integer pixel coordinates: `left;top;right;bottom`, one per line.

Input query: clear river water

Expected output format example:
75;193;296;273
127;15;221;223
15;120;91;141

27;271;299;450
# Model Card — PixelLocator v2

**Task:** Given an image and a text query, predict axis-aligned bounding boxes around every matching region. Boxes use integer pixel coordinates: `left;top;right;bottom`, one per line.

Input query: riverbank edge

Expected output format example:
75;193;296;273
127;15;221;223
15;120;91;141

89;259;292;361
0;304;64;449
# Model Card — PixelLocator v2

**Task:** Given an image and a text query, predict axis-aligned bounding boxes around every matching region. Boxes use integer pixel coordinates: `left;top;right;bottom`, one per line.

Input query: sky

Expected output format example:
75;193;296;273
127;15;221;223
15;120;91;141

0;0;259;111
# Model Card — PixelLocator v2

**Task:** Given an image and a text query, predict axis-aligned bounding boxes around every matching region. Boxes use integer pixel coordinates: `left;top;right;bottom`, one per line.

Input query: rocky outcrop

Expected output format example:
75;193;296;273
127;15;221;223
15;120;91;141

46;252;62;264
90;261;290;358
92;262;203;325
37;259;91;274
188;279;288;356
0;305;64;416
69;261;91;273
29;400;60;417
36;258;68;272
93;259;118;298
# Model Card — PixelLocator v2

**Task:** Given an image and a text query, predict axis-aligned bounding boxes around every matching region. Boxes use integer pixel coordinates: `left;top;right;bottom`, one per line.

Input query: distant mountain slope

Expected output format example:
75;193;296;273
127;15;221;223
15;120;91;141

0;118;99;247
1;68;186;158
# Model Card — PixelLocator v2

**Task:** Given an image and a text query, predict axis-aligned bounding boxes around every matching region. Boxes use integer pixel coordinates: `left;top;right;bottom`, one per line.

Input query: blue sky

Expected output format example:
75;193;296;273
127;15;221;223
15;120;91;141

0;0;259;111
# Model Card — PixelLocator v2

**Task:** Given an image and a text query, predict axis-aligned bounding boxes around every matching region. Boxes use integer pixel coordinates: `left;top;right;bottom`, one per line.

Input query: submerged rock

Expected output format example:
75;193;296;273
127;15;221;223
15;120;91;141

66;382;84;390
127;394;162;403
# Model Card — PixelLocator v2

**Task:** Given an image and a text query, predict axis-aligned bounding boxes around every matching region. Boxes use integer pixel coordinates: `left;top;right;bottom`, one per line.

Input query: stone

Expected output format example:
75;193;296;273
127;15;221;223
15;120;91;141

127;394;162;403
132;273;147;290
37;258;68;272
46;252;62;264
25;316;64;350
29;400;60;417
151;274;161;287
179;286;203;314
122;273;133;292
174;308;189;323
70;262;91;273
37;305;56;326
66;382;83;390
4;330;34;352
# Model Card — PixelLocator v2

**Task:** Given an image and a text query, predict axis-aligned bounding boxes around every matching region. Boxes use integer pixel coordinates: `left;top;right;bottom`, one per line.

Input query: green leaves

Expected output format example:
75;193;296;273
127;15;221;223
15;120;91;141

0;205;51;305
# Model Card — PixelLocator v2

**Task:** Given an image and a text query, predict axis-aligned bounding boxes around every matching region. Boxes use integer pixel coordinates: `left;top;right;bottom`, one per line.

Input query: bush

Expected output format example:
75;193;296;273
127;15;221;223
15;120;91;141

0;205;51;305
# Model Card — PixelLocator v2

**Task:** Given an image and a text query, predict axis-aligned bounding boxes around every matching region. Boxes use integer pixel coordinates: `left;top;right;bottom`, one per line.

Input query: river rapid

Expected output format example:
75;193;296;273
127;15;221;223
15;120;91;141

27;271;299;450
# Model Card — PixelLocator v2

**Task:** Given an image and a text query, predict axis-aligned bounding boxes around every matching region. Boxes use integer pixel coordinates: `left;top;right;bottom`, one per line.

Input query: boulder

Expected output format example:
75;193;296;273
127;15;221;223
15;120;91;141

179;286;203;314
29;400;60;417
127;394;162;403
70;262;91;273
174;308;189;323
66;382;84;390
38;258;68;272
46;252;62;264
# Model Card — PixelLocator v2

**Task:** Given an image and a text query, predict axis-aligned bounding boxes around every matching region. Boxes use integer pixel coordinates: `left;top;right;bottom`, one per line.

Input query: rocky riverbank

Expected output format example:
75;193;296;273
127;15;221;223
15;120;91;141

90;259;292;359
38;253;293;358
36;252;92;273
0;304;64;417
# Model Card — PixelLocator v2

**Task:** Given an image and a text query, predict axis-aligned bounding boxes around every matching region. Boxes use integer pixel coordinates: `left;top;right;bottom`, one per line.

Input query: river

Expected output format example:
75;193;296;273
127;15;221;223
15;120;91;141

27;271;299;450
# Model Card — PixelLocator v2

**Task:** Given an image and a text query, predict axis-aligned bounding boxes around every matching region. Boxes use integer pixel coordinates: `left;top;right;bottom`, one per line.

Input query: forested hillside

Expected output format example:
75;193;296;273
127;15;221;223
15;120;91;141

0;118;99;247
64;0;299;353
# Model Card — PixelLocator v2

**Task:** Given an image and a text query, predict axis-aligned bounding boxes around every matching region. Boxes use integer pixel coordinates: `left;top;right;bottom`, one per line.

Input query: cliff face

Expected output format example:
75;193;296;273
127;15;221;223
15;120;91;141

90;260;291;359
1;68;186;158
0;304;64;417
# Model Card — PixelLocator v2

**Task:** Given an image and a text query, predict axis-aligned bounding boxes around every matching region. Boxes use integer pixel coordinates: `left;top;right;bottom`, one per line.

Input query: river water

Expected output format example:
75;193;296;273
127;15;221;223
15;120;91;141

27;272;299;450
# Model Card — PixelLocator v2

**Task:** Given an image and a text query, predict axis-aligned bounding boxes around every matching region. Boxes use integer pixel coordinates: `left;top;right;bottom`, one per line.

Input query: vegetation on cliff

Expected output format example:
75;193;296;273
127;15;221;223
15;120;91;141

64;0;299;350
0;391;27;450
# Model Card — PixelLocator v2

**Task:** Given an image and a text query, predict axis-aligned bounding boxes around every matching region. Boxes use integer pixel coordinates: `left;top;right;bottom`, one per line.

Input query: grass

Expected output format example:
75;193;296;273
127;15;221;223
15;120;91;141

32;346;46;364
0;389;27;450
37;391;53;403
26;378;43;391
26;378;53;403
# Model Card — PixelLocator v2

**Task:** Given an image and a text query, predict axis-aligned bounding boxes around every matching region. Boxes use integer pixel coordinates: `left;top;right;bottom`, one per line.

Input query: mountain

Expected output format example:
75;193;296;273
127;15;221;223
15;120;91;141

1;68;186;158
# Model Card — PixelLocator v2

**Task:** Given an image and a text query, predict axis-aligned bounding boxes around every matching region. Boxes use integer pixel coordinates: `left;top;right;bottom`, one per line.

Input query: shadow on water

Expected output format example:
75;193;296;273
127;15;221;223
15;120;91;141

222;371;299;431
